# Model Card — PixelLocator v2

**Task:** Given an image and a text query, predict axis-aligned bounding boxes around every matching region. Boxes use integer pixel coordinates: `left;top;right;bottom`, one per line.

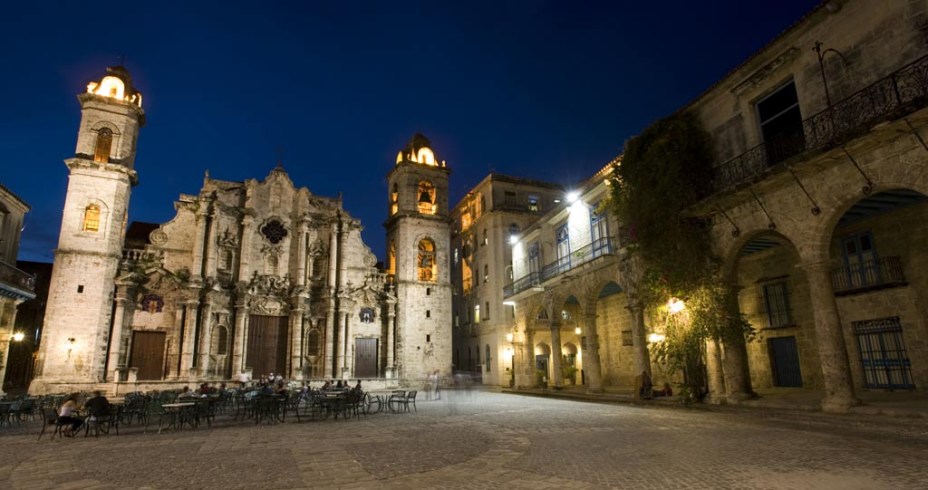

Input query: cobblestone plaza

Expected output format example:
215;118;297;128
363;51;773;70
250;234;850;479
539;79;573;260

1;391;927;489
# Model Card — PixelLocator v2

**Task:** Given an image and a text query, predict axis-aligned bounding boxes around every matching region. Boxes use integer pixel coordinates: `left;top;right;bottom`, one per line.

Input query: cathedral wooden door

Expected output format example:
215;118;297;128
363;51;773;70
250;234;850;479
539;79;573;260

354;338;378;378
247;315;289;378
129;331;166;380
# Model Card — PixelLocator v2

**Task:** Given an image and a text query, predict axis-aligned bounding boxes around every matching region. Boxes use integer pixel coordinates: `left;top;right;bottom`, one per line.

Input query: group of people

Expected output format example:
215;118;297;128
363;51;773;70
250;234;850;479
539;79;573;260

57;391;111;437
635;371;674;400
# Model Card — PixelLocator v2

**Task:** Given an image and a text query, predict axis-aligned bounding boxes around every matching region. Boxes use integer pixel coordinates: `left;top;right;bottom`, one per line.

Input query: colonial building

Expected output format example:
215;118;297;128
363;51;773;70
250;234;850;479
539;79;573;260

0;185;36;394
503;165;654;392
29;67;451;394
450;174;562;385
685;0;928;412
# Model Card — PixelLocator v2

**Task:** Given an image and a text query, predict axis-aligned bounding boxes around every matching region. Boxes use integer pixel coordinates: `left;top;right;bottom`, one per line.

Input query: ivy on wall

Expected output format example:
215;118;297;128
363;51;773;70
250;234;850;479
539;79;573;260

609;111;752;402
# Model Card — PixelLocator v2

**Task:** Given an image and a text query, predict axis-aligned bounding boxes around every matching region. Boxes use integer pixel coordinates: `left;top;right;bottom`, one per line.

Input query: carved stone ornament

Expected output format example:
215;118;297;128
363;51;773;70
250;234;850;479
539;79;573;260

218;228;238;247
246;273;291;297
363;252;377;267
308;238;327;257
149;229;168;245
248;296;287;315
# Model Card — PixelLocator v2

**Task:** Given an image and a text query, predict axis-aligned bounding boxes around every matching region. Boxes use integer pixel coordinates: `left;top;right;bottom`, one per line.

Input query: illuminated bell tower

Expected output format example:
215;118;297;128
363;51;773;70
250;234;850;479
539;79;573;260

31;67;145;392
385;133;452;381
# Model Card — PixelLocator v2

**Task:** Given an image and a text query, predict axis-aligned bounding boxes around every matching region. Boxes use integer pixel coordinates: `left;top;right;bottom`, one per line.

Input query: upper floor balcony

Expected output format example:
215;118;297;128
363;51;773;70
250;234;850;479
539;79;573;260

831;256;907;296
0;260;36;301
504;237;615;298
714;54;928;192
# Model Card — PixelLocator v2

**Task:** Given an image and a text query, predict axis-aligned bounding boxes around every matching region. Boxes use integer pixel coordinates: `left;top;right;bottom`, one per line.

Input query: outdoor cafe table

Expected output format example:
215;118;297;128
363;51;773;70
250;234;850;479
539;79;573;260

158;403;196;433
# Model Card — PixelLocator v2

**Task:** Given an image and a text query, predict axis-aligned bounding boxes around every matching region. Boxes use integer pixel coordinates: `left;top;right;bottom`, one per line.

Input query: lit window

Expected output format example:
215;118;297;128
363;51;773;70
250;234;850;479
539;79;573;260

417;239;437;282
417;181;436;215
93;128;113;163
483;264;489;283
528;195;539;212
82;204;100;232
474;304;481;323
388;240;396;275
556;225;570;271
482;228;488;246
391;183;399;215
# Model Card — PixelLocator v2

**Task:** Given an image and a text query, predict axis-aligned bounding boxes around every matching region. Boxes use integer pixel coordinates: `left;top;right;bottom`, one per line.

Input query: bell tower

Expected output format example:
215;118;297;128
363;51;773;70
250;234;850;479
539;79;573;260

31;66;145;392
385;133;452;381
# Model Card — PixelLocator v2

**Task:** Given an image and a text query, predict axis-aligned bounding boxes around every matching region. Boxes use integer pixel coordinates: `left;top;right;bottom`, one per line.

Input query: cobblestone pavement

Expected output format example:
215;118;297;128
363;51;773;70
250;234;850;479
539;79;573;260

1;390;927;489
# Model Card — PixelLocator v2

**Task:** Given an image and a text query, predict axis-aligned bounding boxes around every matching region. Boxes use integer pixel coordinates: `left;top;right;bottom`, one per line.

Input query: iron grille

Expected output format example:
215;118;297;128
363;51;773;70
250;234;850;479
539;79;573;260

853;316;915;390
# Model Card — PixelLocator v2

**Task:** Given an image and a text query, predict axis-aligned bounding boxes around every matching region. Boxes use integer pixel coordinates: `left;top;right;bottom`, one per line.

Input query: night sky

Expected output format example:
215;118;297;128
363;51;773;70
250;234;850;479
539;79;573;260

2;0;820;263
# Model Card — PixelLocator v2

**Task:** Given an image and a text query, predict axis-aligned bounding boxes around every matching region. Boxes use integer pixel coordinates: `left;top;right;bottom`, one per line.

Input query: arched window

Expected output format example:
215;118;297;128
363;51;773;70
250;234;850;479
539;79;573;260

391;183;399;215
82;204;101;232
482;228;488;246
93;127;114;163
417;239;436;282
417;181;436;215
388;240;396;275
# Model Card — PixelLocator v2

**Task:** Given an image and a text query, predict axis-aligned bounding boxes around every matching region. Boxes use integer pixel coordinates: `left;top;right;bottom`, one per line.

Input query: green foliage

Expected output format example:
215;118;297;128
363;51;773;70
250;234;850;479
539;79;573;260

561;362;578;384
609;111;752;400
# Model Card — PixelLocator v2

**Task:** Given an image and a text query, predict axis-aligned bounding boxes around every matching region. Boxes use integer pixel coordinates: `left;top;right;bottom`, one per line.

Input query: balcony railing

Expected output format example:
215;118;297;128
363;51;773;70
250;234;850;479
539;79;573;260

714;54;928;190
831;256;906;294
504;237;615;297
0;260;36;296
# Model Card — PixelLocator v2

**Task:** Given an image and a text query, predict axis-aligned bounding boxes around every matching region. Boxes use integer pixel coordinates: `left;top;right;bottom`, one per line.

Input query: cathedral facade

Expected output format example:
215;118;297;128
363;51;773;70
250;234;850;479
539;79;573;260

29;67;451;394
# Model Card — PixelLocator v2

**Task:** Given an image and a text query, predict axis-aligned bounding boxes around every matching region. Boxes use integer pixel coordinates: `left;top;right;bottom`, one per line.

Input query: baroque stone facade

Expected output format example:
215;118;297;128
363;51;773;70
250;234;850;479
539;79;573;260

29;68;450;393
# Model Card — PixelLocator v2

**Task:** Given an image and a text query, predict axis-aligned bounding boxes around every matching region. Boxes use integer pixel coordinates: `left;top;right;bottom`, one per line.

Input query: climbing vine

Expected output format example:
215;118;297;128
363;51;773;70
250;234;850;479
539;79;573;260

609;111;752;401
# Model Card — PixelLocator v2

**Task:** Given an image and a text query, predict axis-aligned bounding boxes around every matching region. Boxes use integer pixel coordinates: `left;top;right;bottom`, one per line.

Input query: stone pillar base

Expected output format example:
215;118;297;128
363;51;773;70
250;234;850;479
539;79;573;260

726;392;752;404
821;395;859;414
705;393;728;405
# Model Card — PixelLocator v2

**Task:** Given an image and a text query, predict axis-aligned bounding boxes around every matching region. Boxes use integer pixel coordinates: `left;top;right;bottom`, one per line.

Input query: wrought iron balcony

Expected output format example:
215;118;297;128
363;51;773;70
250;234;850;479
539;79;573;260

504;237;615;298
714;54;928;191
0;260;36;300
831;256;906;295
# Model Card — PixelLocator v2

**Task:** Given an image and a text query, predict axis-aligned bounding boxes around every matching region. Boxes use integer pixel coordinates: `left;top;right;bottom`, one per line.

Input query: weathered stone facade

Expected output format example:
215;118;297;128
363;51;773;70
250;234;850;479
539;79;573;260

450;174;562;385
28;70;450;393
385;134;453;383
687;0;928;411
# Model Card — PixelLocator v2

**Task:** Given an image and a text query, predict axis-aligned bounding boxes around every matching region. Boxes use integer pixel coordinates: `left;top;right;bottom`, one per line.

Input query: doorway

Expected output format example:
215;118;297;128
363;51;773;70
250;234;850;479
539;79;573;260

354;338;378;378
768;336;803;387
247;315;288;378
129;330;166;381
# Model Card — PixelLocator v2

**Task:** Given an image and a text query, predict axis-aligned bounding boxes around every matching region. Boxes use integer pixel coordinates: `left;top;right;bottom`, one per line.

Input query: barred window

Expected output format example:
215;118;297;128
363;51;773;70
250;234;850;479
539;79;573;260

761;280;792;328
621;329;633;346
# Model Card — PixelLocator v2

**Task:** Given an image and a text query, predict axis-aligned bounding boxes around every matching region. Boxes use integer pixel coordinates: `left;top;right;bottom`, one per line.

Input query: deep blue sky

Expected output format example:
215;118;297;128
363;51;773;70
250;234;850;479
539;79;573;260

2;0;819;263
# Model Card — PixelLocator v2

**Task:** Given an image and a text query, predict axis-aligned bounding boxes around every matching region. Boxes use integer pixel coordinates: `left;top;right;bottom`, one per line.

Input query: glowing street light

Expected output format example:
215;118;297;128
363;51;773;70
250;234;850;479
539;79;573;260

667;297;685;314
647;333;666;343
11;332;25;342
566;191;580;203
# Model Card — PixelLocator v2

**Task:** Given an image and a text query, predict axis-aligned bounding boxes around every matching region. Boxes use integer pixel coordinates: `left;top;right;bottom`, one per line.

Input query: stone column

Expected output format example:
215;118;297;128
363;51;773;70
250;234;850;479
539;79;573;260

106;285;132;381
582;313;604;392
518;328;535;388
337;311;349;378
289;307;304;380
804;259;858;412
549;321;563;387
0;300;22;396
239;215;255;280
722;335;751;402
297;223;308;287
203;209;220;279
169;306;185;379
386;301;396;375
705;338;726;404
324;294;336;378
628;303;651;377
197;303;213;377
180;301;199;377
232;303;248;377
190;205;209;281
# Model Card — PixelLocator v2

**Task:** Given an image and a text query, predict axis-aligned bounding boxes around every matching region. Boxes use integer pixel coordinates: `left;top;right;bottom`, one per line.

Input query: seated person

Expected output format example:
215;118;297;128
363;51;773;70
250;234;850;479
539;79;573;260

84;390;111;417
58;393;84;436
653;382;673;397
179;386;195;398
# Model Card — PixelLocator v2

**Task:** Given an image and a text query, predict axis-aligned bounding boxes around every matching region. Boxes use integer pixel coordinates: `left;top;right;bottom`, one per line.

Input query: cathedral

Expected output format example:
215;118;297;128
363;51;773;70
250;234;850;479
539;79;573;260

29;66;451;394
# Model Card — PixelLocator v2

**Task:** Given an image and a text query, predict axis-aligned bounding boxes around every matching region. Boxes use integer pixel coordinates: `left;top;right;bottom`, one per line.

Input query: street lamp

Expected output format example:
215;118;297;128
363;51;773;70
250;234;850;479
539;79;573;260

11;332;25;342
